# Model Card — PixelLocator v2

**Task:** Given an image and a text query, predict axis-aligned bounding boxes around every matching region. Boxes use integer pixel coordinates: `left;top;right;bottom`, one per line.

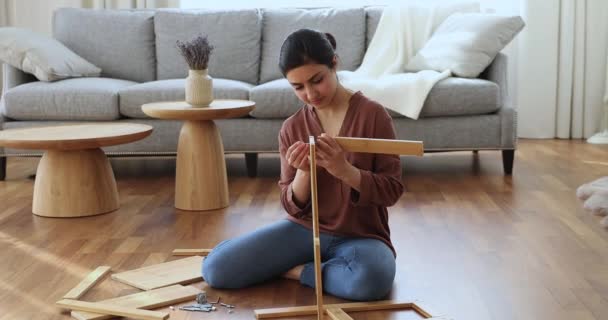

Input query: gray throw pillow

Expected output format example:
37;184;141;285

0;27;101;82
406;13;525;78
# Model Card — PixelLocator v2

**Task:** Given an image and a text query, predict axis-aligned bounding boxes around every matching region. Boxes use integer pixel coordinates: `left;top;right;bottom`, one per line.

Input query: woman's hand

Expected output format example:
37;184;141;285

315;133;352;178
286;141;310;172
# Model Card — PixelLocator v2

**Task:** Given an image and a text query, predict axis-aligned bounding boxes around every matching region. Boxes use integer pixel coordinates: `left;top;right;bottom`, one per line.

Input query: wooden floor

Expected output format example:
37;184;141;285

0;139;607;320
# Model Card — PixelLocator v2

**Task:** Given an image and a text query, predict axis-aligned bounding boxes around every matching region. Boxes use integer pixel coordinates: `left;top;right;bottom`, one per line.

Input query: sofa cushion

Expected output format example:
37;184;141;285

155;9;261;84
259;8;366;84
416;77;500;118
406;13;525;78
249;78;300;119
53;8;156;83
3;78;135;121
0;27;101;82
119;78;253;119
251;71;361;119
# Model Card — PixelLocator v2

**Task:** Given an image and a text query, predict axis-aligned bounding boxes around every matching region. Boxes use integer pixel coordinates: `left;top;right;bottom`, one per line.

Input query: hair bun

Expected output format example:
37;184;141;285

324;32;337;50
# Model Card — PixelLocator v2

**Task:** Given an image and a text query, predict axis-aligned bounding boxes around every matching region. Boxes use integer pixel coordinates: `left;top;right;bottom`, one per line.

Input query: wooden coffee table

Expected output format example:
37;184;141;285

142;100;255;211
0;123;153;217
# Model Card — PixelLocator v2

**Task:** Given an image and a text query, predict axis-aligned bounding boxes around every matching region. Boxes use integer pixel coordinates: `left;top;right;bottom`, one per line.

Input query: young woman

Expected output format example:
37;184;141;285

202;28;404;301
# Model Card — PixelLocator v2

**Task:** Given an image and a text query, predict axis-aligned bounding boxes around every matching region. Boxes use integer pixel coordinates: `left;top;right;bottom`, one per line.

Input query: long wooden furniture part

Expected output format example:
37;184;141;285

63;266;112;300
56;299;169;320
71;285;200;320
255;300;447;319
111;256;203;290
171;248;212;256
334;137;423;156
309;136;324;320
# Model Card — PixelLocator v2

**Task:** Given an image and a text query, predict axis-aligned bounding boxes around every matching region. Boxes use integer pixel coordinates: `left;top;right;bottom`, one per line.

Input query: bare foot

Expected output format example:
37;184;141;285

282;264;305;280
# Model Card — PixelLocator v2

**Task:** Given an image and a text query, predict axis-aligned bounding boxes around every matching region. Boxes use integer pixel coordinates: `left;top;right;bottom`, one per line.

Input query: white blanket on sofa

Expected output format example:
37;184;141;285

341;1;479;119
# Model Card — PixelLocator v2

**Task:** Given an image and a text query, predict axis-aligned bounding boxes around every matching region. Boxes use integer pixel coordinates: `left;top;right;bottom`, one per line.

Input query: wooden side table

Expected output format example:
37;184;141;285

142;100;255;211
0;123;153;217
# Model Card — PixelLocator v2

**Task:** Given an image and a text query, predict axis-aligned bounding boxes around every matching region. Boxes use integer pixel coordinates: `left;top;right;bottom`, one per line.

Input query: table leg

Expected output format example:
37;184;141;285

175;120;229;211
33;148;119;217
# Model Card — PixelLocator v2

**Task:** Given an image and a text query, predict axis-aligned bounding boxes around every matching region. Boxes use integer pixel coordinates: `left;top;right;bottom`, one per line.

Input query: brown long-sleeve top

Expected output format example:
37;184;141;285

278;91;404;256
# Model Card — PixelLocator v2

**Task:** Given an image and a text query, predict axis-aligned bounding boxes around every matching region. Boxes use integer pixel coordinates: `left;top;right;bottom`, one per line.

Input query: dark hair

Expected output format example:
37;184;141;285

279;29;337;76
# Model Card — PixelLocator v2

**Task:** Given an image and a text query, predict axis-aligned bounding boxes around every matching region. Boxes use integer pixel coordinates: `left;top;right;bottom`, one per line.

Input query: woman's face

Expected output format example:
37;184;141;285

285;63;338;109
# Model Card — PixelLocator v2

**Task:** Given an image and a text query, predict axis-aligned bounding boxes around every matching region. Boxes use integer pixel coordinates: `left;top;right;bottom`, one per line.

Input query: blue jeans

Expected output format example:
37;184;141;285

202;219;396;301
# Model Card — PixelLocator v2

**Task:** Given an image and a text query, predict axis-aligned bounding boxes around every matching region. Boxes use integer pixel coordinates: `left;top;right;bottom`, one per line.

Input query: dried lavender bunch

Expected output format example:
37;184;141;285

176;35;214;70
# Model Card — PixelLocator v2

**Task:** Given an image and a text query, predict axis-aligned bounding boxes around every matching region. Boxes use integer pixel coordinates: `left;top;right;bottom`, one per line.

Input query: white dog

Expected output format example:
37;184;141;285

577;176;608;227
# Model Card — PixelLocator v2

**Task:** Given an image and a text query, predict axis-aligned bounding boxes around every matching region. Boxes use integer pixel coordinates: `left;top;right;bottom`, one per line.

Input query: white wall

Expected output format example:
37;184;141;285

5;0;84;35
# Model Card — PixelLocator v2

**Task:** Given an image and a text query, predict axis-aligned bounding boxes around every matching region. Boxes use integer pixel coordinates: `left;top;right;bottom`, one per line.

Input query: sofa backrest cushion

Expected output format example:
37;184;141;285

155;9;261;84
259;8;366;83
53;8;156;83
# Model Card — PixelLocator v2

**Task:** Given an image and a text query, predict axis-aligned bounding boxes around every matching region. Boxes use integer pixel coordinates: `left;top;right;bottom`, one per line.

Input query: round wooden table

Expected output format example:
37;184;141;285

0;123;153;217
142;100;255;211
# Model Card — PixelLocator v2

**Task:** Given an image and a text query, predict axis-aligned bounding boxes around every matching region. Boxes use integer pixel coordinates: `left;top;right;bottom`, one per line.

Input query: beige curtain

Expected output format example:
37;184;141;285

0;3;8;84
514;0;608;139
0;0;13;98
555;0;608;139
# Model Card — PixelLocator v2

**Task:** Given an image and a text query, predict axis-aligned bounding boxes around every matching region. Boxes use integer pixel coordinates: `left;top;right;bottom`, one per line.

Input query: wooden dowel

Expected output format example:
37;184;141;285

309;136;324;320
63;266;111;300
334;137;423;156
172;248;212;256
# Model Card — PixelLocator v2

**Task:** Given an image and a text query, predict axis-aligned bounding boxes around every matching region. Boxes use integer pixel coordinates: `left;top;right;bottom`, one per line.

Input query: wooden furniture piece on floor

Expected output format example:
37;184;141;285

172;248;212;256
111;256;203;290
255;136;433;320
0;123;152;217
255;300;445;319
63;266;111;300
71;285;200;320
142;100;255;211
56;299;169;320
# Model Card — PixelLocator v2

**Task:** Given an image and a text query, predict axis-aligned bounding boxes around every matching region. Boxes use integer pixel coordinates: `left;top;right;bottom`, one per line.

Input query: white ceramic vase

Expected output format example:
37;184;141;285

185;69;213;107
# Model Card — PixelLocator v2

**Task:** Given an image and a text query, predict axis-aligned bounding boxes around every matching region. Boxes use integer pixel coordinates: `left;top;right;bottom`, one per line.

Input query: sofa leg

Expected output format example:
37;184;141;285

245;153;258;178
0;157;5;181
502;150;514;175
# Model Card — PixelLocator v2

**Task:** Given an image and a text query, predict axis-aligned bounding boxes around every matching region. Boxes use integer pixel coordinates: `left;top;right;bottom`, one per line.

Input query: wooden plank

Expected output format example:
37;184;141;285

71;285;200;320
411;300;443;318
56;299;169;320
309;136;324;320
172;248;212;256
63;266;111;300
255;300;414;319
111;256;202;290
326;308;354;320
334;137;423;156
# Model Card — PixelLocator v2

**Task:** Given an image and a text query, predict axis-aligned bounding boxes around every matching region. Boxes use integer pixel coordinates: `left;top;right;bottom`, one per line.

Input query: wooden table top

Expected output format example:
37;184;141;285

0;123;153;150
141;100;255;120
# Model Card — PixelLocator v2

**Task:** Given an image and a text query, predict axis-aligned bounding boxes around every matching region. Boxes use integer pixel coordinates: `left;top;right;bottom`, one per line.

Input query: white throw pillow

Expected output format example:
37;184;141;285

0;27;101;81
406;13;525;78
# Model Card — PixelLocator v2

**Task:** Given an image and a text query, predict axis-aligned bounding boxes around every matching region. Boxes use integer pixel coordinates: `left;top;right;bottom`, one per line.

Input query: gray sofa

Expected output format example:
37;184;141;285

0;7;516;180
